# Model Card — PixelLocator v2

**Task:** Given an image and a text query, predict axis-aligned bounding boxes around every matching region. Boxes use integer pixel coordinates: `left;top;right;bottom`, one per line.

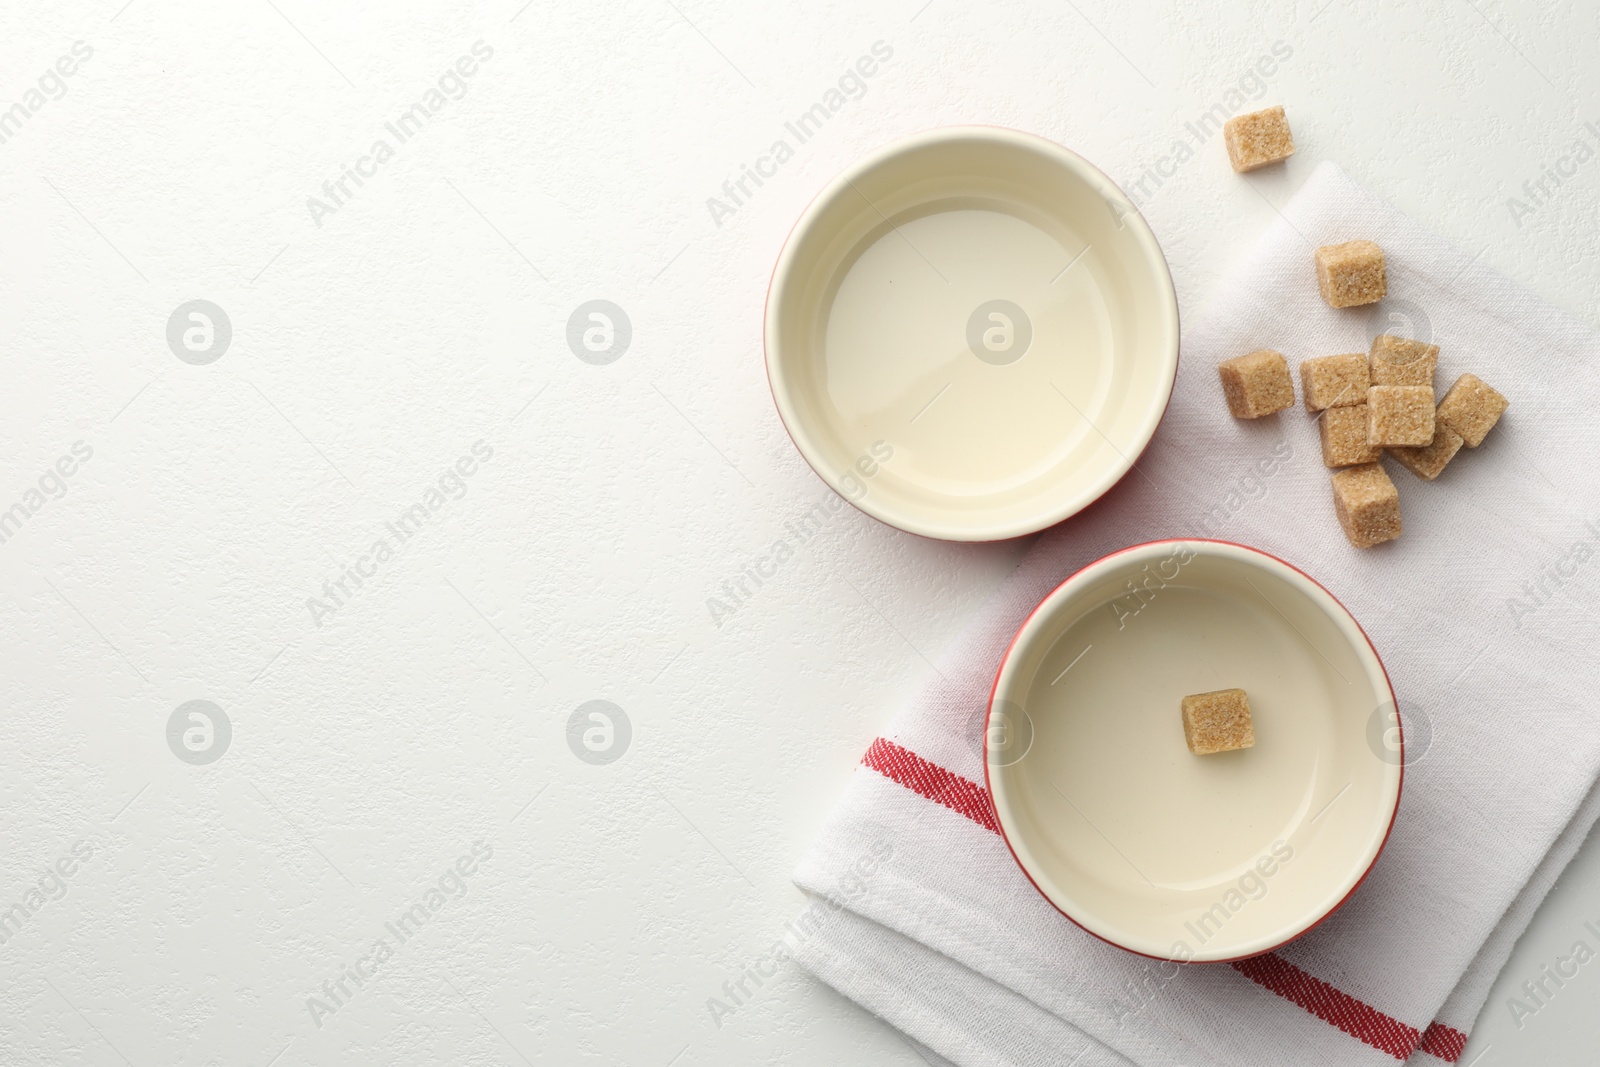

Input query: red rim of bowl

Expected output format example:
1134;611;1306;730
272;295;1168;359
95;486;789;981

761;124;1182;544
982;538;1403;964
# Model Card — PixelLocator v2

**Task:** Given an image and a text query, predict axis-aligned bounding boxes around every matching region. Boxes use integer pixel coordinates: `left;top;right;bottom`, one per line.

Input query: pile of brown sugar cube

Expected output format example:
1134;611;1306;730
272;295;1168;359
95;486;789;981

1217;238;1509;549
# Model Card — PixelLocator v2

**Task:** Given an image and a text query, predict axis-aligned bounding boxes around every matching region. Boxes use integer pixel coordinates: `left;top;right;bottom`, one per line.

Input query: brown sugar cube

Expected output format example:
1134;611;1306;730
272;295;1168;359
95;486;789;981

1388;423;1464;481
1436;373;1508;447
1219;349;1294;419
1315;240;1387;308
1369;334;1439;389
1366;385;1435;447
1181;688;1255;755
1320;405;1382;468
1224;106;1296;173
1330;463;1401;548
1300;353;1370;412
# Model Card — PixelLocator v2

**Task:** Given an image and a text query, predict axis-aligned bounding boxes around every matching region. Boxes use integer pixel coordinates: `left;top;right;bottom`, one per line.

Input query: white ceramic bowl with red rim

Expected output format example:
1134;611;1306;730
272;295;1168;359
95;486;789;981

764;127;1179;542
985;540;1402;962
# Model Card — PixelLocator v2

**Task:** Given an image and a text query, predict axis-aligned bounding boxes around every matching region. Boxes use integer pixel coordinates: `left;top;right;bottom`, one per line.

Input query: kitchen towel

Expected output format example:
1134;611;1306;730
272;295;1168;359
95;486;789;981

790;161;1600;1066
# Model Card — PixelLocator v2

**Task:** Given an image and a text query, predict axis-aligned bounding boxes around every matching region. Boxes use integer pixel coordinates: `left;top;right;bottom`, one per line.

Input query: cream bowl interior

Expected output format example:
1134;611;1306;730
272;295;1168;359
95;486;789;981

765;127;1179;541
987;541;1401;962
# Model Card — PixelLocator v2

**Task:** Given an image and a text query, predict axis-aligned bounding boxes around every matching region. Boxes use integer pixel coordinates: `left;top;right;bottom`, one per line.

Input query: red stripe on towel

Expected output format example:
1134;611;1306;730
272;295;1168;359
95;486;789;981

1230;953;1419;1058
1417;1020;1468;1061
858;736;1465;1063
861;737;1000;834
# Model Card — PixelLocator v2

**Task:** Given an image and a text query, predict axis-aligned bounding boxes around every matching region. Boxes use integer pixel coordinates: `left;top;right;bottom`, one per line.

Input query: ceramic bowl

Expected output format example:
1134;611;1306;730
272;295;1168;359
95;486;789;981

985;540;1402;962
765;127;1179;541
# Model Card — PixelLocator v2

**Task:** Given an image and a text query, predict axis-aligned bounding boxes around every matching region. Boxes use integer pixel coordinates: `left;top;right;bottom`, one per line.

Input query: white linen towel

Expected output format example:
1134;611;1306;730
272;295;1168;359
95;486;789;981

790;161;1600;1066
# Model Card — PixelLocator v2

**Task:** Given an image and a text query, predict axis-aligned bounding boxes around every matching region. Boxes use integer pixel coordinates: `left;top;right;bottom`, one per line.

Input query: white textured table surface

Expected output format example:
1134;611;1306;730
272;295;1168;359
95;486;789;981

2;1;1597;1064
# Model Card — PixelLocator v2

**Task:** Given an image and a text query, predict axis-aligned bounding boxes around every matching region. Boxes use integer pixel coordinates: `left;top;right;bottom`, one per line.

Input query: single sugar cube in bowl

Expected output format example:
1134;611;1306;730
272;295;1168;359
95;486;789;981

1181;688;1256;755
